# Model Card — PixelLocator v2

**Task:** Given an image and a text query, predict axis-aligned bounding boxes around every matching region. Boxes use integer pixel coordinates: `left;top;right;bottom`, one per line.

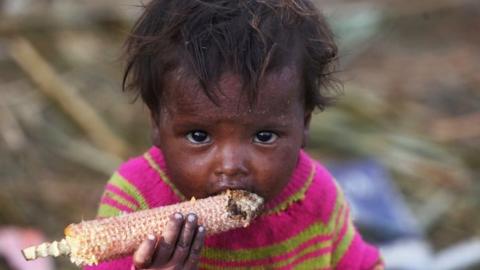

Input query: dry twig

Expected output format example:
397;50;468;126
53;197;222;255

7;36;131;159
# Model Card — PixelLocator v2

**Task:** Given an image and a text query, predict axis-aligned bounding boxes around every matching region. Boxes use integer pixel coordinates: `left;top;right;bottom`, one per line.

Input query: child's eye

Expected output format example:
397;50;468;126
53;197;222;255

253;131;278;144
186;130;211;144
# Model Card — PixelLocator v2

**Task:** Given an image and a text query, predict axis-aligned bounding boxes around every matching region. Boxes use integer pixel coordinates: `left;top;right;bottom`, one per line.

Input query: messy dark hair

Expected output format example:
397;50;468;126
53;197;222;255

123;0;338;117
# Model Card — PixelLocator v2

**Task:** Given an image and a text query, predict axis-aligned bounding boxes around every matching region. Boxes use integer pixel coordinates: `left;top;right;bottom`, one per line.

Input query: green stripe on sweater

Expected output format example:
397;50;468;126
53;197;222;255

329;179;356;266
268;241;330;269
104;190;138;211
109;172;149;210
332;219;355;266
328;180;346;228
291;252;332;270
201;240;330;270
203;220;331;261
97;204;121;218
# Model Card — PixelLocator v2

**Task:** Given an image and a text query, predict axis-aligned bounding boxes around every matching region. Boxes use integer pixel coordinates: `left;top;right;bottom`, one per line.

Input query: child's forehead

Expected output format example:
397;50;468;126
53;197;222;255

162;66;304;114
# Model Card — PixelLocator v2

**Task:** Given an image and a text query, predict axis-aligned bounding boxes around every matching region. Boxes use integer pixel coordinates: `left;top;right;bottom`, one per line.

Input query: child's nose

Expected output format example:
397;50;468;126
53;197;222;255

213;145;249;177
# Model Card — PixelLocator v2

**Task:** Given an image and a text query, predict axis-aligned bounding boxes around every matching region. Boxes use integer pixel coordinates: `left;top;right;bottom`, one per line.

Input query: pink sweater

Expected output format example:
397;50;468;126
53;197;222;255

84;147;383;269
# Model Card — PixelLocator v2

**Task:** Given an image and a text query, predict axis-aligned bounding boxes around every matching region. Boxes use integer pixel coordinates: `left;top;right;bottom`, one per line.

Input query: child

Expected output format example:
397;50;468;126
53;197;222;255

86;0;383;269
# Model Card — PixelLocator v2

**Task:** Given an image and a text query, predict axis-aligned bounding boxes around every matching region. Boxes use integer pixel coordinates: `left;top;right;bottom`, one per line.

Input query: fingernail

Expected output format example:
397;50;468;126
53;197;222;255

174;213;183;219
187;214;196;222
147;234;155;241
198;226;205;233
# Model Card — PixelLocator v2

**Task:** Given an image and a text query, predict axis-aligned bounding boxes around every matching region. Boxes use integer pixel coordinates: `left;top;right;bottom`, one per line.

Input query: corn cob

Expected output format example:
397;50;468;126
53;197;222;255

21;190;263;266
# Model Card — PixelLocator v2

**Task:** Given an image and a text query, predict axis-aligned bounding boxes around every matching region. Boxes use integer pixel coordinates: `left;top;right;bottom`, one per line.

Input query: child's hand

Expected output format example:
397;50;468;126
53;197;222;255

132;213;206;270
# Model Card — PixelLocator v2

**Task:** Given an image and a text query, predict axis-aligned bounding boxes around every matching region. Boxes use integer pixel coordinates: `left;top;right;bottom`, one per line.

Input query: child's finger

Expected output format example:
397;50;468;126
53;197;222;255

132;234;156;269
169;213;198;265
150;212;184;267
184;225;206;270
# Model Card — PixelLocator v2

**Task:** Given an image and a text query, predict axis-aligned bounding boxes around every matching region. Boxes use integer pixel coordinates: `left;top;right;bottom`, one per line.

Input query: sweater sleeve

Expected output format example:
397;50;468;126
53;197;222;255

331;181;384;270
82;171;145;270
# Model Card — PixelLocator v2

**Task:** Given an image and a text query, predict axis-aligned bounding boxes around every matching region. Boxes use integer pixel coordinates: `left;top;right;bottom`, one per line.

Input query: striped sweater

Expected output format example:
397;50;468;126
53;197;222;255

84;147;383;270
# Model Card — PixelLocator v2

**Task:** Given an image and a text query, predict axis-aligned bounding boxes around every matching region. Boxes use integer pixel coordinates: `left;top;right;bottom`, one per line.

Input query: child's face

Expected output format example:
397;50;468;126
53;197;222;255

153;66;311;202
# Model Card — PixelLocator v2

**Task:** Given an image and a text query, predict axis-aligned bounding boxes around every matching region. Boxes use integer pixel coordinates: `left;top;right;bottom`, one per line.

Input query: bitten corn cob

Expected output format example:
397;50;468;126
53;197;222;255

21;190;263;266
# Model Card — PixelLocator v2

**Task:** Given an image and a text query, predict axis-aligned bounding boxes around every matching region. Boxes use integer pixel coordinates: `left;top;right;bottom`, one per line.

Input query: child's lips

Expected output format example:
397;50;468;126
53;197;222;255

209;184;255;197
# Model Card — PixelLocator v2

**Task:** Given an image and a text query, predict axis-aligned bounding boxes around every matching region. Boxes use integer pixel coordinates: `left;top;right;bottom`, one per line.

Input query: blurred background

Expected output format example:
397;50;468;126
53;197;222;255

0;0;479;269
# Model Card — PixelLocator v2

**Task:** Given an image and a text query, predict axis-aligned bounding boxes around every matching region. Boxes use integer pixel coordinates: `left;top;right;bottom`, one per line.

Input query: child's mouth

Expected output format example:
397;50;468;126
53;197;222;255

223;190;264;223
209;183;256;197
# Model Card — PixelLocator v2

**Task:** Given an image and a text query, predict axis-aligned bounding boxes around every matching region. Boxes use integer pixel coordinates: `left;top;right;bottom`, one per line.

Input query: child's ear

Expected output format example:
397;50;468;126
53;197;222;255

302;110;313;148
150;113;161;147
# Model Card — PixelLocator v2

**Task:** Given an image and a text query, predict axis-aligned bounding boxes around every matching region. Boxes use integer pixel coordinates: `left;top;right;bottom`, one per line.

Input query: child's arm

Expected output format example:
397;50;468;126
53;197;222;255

330;182;384;270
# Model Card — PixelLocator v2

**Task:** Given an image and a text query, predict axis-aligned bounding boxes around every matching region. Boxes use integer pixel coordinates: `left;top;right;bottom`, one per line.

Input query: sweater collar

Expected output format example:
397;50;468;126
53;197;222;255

262;149;315;215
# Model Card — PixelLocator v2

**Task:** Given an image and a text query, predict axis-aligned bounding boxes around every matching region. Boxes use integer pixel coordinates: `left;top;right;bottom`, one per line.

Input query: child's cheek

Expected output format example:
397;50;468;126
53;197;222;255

164;151;212;199
253;148;298;202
